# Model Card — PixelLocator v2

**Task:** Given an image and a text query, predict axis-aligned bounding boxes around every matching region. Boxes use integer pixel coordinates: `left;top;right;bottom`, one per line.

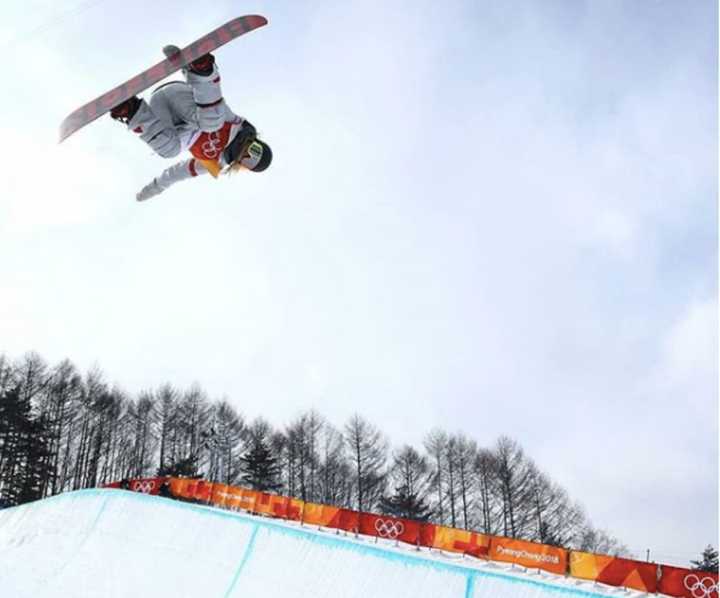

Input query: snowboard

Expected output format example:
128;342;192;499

58;15;268;143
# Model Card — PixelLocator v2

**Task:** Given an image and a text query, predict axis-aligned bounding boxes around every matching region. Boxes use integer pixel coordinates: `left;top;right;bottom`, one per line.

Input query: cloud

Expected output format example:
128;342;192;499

0;134;118;236
652;298;718;411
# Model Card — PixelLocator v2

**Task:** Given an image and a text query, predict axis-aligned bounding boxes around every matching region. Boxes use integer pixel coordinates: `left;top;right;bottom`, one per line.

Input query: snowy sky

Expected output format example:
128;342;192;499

0;0;717;565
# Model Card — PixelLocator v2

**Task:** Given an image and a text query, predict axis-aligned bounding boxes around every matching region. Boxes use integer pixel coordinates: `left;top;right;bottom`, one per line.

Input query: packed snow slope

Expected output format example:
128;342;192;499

0;489;645;598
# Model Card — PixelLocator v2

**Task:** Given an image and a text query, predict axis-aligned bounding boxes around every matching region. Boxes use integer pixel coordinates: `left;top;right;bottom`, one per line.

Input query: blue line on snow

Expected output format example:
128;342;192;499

88;494;110;533
223;524;259;598
465;572;476;598
36;493;110;591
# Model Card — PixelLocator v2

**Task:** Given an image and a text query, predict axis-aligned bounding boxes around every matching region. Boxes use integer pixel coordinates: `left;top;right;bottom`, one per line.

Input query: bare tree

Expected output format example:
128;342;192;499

154;384;178;473
473;448;501;535
344;414;388;512
424;429;448;524
284;410;323;502
494;436;534;538
14;352;50;406
205;400;245;484
127;391;157;479
175;384;210;476
34;360;81;496
317;423;351;506
452;434;477;529
578;526;629;556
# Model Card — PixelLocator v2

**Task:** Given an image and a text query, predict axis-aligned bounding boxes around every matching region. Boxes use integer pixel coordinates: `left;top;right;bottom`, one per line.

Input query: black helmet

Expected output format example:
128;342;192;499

243;139;272;172
223;122;272;172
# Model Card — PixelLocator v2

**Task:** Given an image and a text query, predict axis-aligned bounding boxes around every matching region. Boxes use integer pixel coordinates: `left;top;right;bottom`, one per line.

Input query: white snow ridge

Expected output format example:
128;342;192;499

0;489;652;597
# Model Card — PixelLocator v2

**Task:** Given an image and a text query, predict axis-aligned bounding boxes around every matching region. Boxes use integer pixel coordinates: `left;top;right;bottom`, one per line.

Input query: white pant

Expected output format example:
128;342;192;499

128;65;236;158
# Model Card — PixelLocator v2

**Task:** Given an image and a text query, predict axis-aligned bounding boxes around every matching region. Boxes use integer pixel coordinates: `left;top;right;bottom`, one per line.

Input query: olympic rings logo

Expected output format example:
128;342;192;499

374;518;404;539
684;574;719;598
130;480;156;494
200;132;223;158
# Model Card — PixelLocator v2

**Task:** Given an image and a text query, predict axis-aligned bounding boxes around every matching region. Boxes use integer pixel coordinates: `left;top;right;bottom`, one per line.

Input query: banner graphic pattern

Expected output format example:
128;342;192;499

491;537;567;575
569;551;658;593
659;565;719;598
430;525;491;558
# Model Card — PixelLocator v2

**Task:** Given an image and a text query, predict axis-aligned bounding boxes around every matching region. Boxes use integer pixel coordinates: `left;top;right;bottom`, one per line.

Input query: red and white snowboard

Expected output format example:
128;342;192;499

59;15;268;143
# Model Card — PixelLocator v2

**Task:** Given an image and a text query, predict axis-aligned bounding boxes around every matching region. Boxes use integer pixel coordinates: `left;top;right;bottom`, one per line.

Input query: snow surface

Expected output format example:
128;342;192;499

0;490;652;597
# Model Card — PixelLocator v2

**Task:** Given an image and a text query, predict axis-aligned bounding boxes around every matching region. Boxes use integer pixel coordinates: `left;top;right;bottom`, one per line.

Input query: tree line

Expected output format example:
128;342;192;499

0;351;628;554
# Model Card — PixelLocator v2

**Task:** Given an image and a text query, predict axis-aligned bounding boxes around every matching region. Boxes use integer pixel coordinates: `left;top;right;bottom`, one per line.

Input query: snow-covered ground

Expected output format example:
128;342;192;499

0;489;653;597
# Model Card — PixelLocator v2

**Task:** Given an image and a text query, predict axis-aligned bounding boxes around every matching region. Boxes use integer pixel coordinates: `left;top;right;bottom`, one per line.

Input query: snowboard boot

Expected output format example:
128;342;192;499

110;96;142;124
162;45;215;75
187;53;215;76
187;56;223;131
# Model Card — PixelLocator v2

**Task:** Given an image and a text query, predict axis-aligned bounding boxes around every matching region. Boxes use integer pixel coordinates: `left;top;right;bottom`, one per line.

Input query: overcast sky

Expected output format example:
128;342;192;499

0;0;716;565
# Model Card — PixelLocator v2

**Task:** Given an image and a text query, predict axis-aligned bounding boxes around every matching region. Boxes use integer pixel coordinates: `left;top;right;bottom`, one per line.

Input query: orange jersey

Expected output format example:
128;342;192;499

189;121;234;162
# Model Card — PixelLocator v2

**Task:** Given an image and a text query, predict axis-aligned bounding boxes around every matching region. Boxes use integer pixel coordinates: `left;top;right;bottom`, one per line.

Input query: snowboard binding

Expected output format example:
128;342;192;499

163;45;216;76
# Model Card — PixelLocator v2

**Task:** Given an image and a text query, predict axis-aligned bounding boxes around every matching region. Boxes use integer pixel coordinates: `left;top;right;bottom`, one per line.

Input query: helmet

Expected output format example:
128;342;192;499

241;139;272;172
223;122;273;173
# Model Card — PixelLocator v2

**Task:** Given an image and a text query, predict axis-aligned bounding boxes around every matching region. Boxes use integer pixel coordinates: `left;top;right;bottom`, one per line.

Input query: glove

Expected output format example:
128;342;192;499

136;179;163;202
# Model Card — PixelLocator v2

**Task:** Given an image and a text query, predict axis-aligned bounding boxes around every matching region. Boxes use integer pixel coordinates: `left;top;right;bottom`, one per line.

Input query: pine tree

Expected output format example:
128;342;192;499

15;415;53;504
0;387;25;503
0;386;52;505
239;419;281;492
380;485;432;521
380;445;432;521
157;454;201;478
691;545;719;573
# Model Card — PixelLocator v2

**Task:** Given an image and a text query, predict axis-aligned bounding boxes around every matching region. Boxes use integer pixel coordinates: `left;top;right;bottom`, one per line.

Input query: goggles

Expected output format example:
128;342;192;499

238;140;264;171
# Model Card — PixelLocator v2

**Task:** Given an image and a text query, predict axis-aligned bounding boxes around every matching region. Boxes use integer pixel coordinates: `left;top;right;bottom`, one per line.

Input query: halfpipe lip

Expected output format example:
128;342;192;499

4;489;645;598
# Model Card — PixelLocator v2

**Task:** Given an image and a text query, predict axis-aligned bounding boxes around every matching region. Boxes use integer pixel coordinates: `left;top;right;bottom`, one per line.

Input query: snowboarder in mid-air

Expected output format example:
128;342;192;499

109;48;272;202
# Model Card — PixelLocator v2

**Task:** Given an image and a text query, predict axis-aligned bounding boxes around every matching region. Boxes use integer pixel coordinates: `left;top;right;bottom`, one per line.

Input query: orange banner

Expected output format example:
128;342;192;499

188;479;213;502
359;513;421;544
128;477;164;495
431;525;491;558
330;509;360;534
168;477;195;500
490;537;567;575
255;493;299;519
569;551;657;593
237;488;259;512
218;485;246;510
302;502;340;527
209;483;231;508
286;498;304;521
659;565;718;598
334;509;360;532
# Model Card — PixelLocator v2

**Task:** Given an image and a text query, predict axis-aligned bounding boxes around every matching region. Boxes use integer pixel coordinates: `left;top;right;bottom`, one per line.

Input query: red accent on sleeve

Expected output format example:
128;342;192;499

189;159;198;177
